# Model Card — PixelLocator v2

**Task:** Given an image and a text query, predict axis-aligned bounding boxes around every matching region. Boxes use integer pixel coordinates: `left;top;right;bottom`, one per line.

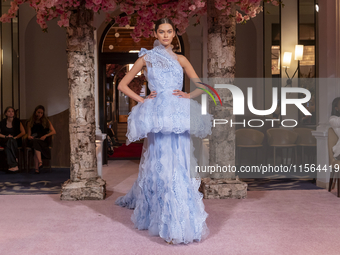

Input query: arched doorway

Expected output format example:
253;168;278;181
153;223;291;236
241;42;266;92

99;20;184;162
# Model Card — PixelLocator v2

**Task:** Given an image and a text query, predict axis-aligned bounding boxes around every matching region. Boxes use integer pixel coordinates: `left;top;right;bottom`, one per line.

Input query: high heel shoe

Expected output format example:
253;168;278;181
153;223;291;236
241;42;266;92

35;168;40;174
38;162;43;170
165;239;174;245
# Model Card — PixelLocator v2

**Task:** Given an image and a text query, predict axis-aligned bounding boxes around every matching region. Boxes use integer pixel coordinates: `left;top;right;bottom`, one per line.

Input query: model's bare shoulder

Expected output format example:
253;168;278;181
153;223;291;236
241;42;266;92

176;54;185;64
176;54;189;68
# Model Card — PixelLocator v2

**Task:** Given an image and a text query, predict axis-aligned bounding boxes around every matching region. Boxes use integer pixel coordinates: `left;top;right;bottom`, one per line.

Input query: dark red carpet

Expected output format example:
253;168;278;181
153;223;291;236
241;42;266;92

108;143;143;159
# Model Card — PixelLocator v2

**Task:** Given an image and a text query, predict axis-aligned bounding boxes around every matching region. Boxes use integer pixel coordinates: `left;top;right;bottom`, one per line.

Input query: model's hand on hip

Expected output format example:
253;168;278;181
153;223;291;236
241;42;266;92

173;89;189;99
146;91;157;100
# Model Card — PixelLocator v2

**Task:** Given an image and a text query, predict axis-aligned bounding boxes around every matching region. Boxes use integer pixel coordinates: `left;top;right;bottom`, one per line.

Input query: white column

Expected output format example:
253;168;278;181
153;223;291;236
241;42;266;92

94;29;106;178
313;1;340;188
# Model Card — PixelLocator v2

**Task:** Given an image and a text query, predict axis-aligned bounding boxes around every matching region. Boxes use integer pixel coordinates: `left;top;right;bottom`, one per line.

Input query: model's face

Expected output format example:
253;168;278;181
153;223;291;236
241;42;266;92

154;23;175;47
35;109;44;119
5;108;14;118
336;101;340;112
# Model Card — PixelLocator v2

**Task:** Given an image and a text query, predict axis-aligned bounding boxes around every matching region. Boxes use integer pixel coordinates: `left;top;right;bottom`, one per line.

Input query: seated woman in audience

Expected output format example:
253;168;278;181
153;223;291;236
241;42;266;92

329;97;340;160
0;107;26;172
27;105;56;174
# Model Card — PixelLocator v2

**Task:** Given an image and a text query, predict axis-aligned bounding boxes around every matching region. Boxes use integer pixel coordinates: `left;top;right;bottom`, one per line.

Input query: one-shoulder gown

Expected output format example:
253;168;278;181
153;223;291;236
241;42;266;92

115;39;213;244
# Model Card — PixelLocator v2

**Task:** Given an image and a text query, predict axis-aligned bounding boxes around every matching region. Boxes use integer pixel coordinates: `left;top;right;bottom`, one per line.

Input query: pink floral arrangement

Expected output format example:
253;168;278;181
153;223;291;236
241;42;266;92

0;0;281;41
106;64;119;77
128;75;146;95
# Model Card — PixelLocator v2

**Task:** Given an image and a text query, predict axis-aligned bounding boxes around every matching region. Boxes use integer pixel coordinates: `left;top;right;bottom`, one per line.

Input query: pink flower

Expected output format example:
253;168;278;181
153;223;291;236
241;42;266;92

195;0;205;8
271;0;279;6
189;4;196;11
236;11;244;23
115;16;130;26
215;1;225;11
105;12;112;23
249;10;257;18
93;0;102;5
142;29;150;38
120;2;135;15
0;14;11;23
85;1;94;9
93;5;100;12
103;0;117;11
172;18;181;25
57;18;69;27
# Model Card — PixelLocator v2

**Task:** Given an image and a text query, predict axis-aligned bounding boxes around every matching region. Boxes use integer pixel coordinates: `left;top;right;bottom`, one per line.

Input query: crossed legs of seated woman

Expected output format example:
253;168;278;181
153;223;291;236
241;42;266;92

27;105;56;174
34;148;43;173
30;139;50;174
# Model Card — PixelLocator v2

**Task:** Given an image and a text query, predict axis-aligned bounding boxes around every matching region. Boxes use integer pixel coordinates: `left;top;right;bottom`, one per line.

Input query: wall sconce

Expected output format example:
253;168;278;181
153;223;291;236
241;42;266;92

282;45;304;87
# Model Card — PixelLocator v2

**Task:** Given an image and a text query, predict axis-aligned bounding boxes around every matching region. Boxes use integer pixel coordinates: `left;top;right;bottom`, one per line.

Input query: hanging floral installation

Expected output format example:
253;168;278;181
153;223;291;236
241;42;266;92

0;0;283;200
0;0;281;42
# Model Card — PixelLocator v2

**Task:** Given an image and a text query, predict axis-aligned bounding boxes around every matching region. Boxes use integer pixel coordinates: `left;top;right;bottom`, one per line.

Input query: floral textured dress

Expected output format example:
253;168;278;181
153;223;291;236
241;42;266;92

115;39;213;244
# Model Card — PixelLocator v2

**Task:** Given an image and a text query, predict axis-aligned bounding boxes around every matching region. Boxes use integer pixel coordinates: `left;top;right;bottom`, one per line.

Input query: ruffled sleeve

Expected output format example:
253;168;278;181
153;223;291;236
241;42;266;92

138;48;148;58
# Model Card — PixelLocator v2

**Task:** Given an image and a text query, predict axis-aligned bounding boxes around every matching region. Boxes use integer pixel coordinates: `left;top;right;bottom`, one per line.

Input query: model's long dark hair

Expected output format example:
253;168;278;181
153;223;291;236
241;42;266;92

3;106;15;119
28;105;49;129
154;17;175;33
331;97;340;117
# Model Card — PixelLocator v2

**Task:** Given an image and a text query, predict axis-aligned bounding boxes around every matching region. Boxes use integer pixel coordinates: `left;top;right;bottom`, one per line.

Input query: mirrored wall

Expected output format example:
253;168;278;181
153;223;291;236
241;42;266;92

263;0;317;126
298;0;317;126
0;3;19;119
263;2;281;113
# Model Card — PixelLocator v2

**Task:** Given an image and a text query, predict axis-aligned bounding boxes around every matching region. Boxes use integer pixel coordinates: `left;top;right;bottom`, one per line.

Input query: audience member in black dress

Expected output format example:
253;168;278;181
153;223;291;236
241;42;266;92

27;105;56;174
0;107;26;172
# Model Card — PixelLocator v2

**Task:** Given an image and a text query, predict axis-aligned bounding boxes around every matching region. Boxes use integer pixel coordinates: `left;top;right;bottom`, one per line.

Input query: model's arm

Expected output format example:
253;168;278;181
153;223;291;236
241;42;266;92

14;122;26;139
177;55;206;99
117;57;145;103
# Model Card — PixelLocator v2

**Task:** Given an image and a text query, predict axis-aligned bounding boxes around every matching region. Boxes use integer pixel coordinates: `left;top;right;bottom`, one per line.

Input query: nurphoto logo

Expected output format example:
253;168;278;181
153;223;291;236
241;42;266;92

198;82;312;128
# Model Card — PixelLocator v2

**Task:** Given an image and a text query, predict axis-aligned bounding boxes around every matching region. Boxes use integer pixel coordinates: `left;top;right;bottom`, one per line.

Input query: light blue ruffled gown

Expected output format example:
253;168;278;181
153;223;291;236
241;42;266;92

115;39;213;244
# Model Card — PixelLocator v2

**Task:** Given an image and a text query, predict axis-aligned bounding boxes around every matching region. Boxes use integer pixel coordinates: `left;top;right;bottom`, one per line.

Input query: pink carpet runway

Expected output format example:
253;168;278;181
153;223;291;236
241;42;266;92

1;161;340;255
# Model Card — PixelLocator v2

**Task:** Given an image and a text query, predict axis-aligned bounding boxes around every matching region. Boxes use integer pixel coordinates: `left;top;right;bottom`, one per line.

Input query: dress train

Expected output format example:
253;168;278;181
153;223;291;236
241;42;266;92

115;131;209;244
